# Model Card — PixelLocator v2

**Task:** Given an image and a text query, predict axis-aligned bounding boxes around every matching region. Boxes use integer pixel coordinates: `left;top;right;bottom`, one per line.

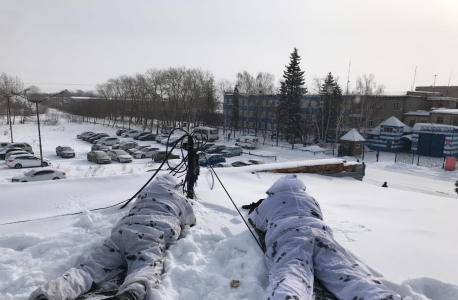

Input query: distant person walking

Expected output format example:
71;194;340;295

376;151;380;162
227;132;231;141
382;182;388;188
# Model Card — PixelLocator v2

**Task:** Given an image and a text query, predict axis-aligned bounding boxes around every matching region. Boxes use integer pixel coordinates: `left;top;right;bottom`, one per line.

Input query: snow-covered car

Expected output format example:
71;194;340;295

55;146;75;158
155;134;165;143
126;145;149;155
97;137;120;146
231;161;253;167
152;151;180;163
116;129;128;136
138;134;157;141
121;130;141;138
221;146;242;157
133;147;160;159
215;162;233;168
1;142;34;154
12;169;66;182
1;147;26;160
133;132;151;140
7;154;51;169
5;150;29;160
117;141;138;151
107;150;133;163
87;151;112;164
77;131;94;139
205;144;226;154
88;133;109;143
91;144;110;152
248;159;266;165
161;136;182;147
0;142;10;149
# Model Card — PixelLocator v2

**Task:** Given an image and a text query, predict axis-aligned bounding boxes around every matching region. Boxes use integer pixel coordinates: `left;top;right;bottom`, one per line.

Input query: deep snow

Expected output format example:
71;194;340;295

0;117;457;300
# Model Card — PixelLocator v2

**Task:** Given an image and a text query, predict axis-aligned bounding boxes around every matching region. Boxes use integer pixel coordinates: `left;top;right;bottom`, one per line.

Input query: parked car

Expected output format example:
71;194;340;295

91;144;110;152
55;146;75;158
1;142;33;154
199;154;226;167
201;143;215;151
221;146;242;157
83;133;99;141
215;162;233;168
133;147;160;159
117;141;138;151
206;144;226;154
152;151;180;163
121;130;141;138
138;133;157;141
6;154;51;169
116;129;128;136
126;145;149;155
91;134;110;144
231;161;253;167
0;142;10;149
235;136;259;149
87;151;112;164
248;159;266;165
12;169;66;182
0;147;23;160
134;132;151;140
161;136;182;147
155;134;165;143
107;150;133;163
5;150;29;160
97;137;120;146
77;131;94;139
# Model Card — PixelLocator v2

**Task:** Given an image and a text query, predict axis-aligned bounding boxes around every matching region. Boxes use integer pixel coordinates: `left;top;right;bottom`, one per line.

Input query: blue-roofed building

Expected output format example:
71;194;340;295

369;117;412;153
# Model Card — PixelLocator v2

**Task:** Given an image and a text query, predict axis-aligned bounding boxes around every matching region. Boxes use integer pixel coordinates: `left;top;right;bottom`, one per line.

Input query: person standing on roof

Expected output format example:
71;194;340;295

29;174;196;300
248;174;400;300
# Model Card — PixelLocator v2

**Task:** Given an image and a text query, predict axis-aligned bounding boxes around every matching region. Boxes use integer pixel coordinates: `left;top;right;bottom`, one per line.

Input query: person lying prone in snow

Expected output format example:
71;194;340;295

246;174;401;300
29;174;196;300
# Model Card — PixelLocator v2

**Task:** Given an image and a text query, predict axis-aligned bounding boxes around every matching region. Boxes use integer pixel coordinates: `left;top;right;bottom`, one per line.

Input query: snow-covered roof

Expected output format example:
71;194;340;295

403;110;430;116
298;145;326;153
412;123;458;131
380;116;406;127
340;128;365;141
430;109;458;115
427;97;458;101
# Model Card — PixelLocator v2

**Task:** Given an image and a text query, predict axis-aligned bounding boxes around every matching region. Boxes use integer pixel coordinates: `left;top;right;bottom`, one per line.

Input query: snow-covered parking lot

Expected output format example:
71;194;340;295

1;118;457;300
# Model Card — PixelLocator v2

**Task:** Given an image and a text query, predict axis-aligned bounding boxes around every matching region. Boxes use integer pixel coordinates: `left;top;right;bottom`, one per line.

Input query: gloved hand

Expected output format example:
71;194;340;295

241;199;264;214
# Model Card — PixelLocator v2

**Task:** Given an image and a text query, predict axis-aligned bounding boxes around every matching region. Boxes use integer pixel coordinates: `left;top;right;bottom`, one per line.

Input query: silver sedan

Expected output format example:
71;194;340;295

107;150;133;163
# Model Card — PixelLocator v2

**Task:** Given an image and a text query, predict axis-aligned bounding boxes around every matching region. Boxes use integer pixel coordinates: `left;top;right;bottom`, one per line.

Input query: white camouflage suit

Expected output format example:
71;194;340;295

249;175;401;300
29;174;196;300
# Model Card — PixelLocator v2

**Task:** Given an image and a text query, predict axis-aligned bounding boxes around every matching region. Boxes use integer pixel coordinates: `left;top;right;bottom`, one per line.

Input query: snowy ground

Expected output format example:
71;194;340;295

0;117;457;300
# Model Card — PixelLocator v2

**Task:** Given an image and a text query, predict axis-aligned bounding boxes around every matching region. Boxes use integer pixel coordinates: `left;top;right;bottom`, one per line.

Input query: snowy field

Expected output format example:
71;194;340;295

1;117;457;300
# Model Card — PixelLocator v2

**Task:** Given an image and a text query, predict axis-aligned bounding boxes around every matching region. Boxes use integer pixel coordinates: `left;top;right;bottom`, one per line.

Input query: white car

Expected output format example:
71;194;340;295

133;147;160;159
121;130;141;138
5;150;29;160
107;150;133;163
97;137;120;146
12;169;66;182
7;154;51;169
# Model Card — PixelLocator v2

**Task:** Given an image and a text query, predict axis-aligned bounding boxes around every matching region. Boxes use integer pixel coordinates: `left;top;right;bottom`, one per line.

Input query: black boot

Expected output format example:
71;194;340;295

104;291;140;300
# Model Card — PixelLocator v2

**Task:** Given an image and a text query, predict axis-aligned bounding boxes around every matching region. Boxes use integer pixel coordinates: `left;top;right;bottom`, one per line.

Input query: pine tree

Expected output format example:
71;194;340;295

277;48;306;147
232;85;240;132
316;72;339;145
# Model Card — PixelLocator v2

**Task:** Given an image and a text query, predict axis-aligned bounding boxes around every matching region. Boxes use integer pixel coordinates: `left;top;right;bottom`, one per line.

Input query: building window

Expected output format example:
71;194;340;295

394;103;399;110
453;117;458;126
438;103;444;108
437;117;444;124
384;127;393;133
368;120;373;126
380;103;385;111
356;103;361;110
356;144;361;149
409;120;415;127
344;143;349;148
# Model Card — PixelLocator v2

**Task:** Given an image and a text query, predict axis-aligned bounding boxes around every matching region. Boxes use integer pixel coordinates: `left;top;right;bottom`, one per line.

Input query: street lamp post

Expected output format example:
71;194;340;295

6;95;13;142
27;90;68;167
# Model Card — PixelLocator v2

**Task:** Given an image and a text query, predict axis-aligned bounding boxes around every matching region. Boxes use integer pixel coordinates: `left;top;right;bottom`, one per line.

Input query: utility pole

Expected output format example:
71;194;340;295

411;66;417;91
5;95;13;142
346;60;351;95
433;75;437;94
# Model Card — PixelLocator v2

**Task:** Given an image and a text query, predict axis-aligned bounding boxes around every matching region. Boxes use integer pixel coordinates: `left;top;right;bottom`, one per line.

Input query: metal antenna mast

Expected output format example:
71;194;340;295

411;66;417;91
346;60;351;95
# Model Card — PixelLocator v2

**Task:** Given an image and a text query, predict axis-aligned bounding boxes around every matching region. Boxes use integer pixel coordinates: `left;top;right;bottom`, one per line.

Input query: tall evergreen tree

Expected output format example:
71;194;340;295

316;72;338;144
277;48;306;147
231;85;240;132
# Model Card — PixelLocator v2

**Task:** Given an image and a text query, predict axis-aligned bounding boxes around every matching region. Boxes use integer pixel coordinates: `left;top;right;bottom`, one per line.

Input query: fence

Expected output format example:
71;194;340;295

243;151;277;161
395;152;446;168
